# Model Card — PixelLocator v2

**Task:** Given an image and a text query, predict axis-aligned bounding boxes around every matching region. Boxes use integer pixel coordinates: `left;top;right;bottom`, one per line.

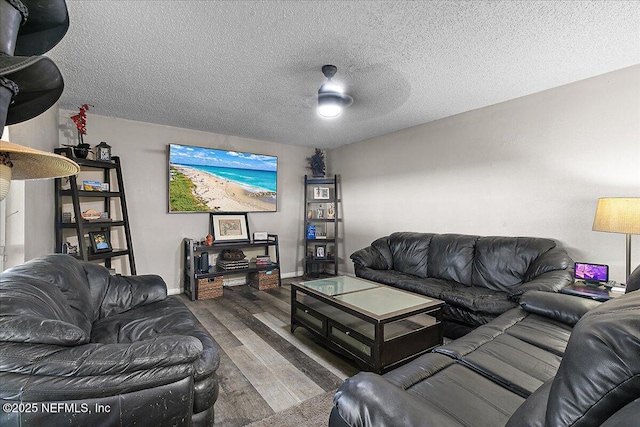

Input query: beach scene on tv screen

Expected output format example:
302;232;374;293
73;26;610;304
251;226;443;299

169;144;277;212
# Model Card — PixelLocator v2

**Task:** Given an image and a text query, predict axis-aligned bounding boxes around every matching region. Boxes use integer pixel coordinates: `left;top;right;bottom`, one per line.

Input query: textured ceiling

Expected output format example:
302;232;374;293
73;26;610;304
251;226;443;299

47;1;640;148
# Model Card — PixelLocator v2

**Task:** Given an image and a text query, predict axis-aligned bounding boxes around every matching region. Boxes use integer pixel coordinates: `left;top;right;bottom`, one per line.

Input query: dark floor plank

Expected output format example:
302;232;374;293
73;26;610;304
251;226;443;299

213;287;346;391
181;298;275;426
180;278;360;425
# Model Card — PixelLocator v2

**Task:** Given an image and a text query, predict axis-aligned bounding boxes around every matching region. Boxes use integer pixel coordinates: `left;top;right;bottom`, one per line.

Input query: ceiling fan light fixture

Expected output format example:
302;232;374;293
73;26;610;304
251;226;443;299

317;65;352;119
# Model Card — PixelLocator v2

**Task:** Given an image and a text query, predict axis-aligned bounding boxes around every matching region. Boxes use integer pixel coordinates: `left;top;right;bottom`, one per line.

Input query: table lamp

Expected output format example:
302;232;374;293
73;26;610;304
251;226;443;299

593;197;640;282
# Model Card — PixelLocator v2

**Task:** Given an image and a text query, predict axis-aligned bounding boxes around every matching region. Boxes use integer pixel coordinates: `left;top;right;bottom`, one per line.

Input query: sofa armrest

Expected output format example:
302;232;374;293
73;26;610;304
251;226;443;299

99;274;168;318
332;372;465;427
525;246;572;281
508;269;573;300
350;237;393;270
519;290;600;326
350;246;388;269
12;335;203;377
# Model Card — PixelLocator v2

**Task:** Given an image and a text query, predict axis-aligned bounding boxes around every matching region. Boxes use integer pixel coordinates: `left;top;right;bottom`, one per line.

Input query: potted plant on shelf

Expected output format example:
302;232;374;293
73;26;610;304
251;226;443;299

307;148;325;177
70;104;92;158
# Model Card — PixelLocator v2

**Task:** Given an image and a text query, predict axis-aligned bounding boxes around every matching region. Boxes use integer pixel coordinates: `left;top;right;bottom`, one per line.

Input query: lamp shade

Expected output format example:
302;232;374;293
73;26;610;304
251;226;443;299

0;140;80;201
592;198;640;234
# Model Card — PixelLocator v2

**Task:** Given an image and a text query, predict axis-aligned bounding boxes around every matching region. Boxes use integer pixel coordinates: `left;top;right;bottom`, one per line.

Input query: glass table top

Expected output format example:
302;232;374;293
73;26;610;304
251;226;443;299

299;276;434;316
300;276;378;296
334;287;433;316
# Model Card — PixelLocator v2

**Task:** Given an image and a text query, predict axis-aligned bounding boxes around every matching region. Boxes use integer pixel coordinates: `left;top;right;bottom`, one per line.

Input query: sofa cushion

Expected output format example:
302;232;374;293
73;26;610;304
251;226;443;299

472;237;556;291
91;297;219;380
387;232;433;278
435;309;564;397
505;379;552;427
333;354;525;427
546;291;640;427
438;284;518;314
2;255;94;337
426;234;476;285
0;277;89;345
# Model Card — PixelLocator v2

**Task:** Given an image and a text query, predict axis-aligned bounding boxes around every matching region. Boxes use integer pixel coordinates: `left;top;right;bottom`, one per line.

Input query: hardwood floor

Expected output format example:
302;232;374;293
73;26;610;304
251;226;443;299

179;281;360;427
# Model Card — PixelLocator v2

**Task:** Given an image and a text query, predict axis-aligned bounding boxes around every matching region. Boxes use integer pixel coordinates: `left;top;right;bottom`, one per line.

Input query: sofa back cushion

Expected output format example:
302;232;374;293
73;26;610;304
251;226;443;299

0;255;93;345
0;278;89;346
388;232;434;278
472;237;557;291
426;234;477;285
545;291;640;427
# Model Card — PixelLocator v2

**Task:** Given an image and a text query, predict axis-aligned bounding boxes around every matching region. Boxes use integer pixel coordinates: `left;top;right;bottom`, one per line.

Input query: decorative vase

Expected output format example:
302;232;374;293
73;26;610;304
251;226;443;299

73;143;90;159
73;130;90;158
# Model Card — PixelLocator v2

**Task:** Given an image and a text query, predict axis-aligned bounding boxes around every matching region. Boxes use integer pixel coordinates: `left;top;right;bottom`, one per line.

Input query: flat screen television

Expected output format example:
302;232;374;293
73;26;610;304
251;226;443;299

574;262;609;285
168;143;277;213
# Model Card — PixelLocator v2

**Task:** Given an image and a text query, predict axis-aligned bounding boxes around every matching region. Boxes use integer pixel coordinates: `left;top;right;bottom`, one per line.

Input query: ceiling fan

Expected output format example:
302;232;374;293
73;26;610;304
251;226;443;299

317;65;353;118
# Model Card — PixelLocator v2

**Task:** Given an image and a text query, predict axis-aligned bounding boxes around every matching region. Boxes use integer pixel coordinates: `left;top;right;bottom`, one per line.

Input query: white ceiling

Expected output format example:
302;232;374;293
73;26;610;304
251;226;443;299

47;1;640;149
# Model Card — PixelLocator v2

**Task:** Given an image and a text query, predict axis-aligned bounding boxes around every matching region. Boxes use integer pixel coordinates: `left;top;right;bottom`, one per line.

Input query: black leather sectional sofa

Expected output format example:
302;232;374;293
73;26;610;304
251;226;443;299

351;232;573;337
330;269;640;427
0;255;219;426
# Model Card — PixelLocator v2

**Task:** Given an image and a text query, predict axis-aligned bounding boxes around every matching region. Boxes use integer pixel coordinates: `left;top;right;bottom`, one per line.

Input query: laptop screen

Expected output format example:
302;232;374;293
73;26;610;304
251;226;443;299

574;262;609;283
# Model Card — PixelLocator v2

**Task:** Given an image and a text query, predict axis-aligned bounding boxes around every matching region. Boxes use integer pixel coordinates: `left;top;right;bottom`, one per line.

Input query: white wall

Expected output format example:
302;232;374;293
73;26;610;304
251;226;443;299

57;113;311;293
4;105;60;266
329;65;640;283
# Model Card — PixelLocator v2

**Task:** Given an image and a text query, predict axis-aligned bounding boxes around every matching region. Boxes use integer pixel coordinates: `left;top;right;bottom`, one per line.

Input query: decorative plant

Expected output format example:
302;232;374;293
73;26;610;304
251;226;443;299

70;104;92;146
307;148;325;177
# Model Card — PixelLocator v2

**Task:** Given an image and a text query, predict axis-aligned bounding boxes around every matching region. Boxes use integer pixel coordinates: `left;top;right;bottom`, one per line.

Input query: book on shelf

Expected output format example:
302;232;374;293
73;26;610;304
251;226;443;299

255;256;272;266
216;259;250;270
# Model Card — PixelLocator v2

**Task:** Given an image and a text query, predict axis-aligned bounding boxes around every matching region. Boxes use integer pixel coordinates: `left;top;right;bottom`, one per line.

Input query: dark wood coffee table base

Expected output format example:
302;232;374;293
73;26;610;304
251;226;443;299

291;279;443;374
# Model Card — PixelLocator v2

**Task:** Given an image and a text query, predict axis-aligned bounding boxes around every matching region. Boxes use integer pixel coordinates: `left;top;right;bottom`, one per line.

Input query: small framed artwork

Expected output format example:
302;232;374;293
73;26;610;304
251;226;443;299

315;244;327;259
89;231;112;253
313;187;330;200
210;212;250;243
316;205;324;218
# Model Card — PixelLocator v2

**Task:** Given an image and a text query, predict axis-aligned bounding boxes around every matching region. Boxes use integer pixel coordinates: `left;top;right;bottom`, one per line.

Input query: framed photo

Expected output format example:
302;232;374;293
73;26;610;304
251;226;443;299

316;205;324;218
210;213;250;243
326;203;335;219
313;187;330;200
315;244;327;259
89;231;112;253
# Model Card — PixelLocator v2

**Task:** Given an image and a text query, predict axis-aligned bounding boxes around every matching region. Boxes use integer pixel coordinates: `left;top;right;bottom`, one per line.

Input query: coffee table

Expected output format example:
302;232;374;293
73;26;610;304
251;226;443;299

291;276;444;373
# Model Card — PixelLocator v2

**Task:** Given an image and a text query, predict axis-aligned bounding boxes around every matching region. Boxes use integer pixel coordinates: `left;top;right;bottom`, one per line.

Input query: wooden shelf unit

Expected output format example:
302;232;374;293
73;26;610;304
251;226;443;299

54;148;136;274
183;234;281;300
304;175;339;277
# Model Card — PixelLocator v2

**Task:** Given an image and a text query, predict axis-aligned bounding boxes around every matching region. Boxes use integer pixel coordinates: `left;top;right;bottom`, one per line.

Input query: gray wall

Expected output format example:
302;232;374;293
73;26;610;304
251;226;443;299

329;65;640;283
9;65;639;287
56;113;311;293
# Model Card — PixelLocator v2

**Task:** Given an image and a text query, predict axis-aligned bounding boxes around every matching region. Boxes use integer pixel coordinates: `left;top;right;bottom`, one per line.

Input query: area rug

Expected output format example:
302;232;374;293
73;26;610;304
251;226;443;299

246;389;336;427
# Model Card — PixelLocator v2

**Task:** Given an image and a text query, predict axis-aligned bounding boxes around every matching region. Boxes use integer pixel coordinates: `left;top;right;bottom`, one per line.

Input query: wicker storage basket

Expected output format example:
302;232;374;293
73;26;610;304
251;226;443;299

250;269;279;290
197;276;223;300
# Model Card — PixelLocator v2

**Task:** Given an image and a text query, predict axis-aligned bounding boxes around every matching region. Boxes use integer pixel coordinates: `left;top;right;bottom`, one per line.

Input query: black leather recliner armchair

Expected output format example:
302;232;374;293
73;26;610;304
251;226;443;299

0;255;219;426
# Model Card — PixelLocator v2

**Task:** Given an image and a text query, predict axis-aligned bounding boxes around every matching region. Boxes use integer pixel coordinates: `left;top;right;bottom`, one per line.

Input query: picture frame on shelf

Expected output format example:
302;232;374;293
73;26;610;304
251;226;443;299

315;244;326;259
313;187;330;200
326;203;335;219
307;225;316;239
89;231;112;253
316;205;324;218
210;212;250;243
